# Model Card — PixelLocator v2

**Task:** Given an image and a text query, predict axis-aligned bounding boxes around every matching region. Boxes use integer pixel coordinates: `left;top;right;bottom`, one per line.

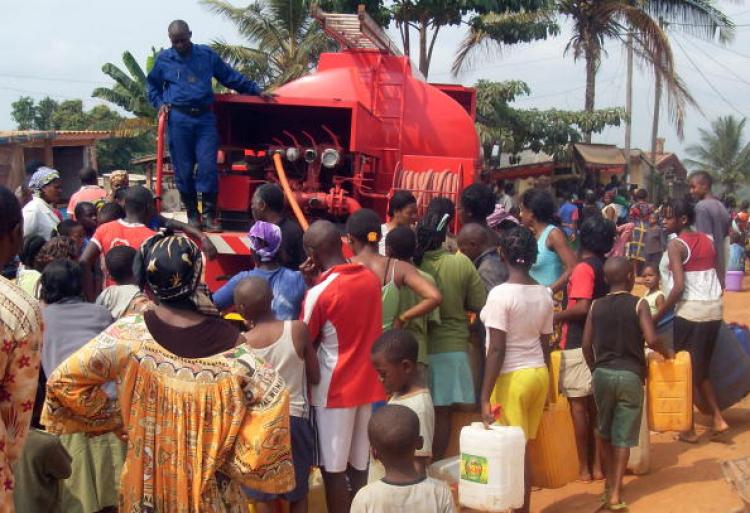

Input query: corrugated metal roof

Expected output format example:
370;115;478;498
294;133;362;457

0;130;111;145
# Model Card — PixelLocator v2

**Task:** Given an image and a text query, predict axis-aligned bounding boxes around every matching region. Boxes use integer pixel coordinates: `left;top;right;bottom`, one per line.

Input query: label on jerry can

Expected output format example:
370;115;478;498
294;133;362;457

460;454;488;484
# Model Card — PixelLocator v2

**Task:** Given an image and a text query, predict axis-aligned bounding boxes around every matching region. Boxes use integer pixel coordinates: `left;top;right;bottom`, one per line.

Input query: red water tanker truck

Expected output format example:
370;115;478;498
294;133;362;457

155;7;480;289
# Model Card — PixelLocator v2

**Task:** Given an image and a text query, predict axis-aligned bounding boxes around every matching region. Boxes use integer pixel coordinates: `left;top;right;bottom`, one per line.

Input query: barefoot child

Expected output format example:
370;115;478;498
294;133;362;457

479;225;553;513
351;405;455;513
554;215;616;482
582;256;672;511
655;197;729;443
369;329;435;481
235;277;320;513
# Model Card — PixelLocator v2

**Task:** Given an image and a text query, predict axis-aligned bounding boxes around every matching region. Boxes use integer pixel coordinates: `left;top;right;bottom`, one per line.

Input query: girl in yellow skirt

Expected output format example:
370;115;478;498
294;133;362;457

480;225;555;513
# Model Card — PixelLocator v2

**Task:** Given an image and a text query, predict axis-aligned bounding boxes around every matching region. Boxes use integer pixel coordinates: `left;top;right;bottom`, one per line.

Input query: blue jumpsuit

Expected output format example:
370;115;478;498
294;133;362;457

147;45;261;194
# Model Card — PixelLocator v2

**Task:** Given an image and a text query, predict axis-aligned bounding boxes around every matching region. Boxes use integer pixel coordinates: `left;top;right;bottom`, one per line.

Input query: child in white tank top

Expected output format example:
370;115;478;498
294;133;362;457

234;277;320;512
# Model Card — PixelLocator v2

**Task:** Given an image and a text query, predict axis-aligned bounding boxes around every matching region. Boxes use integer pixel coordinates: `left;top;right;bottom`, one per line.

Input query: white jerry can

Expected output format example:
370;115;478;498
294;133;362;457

459;423;526;512
627;394;651;475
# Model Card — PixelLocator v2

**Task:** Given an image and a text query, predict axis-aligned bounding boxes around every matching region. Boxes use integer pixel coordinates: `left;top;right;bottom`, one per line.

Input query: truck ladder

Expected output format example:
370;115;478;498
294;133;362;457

311;5;402;55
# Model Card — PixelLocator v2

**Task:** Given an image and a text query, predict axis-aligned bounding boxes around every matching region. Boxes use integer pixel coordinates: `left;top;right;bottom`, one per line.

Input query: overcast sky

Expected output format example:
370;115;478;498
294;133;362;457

1;0;749;158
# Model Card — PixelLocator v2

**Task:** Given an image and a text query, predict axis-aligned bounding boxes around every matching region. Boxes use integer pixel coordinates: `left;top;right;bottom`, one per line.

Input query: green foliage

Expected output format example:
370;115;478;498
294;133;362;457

50;100;89;130
11;97;38;130
201;0;334;88
475;79;624;162
391;0;556;77
685;115;750;192
8;96;154;172
92;50;157;119
35;97;59;130
456;0;734;140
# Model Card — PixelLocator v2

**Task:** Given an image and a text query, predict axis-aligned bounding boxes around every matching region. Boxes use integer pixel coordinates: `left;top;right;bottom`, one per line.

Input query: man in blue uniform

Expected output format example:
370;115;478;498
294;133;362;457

147;19;272;231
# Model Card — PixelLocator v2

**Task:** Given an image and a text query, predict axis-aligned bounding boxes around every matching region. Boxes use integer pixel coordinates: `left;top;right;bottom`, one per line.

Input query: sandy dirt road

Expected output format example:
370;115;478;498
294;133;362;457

531;279;750;513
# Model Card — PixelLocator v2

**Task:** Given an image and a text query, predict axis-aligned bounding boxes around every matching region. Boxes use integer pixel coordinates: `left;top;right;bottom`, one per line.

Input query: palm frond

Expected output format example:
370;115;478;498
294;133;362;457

121;51;147;85
645;0;735;44
91;87;133;111
110;117;156;138
452;10;559;75
620;3;697;138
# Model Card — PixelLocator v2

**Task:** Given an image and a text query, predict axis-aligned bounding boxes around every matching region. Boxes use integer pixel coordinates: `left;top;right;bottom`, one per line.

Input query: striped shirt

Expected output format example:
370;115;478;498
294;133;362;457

302;263;386;408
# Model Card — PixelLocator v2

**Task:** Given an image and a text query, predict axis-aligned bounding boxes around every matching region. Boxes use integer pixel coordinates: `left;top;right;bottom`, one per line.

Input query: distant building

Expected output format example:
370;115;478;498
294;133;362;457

0;130;110;200
489;138;687;201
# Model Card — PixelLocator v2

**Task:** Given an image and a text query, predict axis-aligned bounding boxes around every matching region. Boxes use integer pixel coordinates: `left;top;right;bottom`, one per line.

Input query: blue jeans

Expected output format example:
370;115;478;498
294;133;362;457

167;109;219;194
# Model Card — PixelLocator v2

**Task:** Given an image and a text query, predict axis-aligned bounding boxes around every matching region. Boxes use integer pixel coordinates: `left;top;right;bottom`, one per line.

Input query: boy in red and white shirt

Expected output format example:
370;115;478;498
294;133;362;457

79;185;156;298
301;220;385;513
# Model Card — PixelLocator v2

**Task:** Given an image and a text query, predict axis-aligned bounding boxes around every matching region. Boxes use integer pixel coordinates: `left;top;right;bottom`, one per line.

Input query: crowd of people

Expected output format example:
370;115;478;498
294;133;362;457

0;163;741;513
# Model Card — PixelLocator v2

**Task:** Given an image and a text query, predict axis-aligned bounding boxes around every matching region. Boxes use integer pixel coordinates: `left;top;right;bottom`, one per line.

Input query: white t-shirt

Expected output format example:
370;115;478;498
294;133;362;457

351;477;456;513
368;389;435;482
480;283;552;374
22;196;60;241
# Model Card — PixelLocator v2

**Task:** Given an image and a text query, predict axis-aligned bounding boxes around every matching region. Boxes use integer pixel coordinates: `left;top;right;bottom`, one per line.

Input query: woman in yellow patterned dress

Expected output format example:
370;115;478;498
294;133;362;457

42;233;294;513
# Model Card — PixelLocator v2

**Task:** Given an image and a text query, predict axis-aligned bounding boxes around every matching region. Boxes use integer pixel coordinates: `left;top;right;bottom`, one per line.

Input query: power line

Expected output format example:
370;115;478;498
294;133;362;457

666;21;750;27
0;72;109;85
686;34;750;59
677;34;750;87
671;36;746;117
0;85;102;103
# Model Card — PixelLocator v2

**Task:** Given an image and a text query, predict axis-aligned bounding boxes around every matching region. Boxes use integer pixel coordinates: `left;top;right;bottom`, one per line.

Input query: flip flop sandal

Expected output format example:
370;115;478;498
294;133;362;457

606;501;629;511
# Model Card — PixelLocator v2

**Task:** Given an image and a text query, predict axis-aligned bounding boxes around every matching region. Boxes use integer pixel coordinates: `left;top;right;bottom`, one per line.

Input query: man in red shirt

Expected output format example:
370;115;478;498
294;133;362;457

301;220;385;513
79;186;156;299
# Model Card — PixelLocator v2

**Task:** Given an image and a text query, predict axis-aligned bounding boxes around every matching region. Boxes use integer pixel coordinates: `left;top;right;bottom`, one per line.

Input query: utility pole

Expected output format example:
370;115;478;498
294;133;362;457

624;30;634;184
651;17;665;196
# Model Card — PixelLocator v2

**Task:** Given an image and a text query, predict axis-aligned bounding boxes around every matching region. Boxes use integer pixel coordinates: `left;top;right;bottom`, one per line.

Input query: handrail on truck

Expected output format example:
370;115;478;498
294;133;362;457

155;110;167;212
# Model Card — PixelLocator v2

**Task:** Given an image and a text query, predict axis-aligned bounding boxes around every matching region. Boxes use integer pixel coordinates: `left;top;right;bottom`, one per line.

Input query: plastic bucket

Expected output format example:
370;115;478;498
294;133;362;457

726;271;744;292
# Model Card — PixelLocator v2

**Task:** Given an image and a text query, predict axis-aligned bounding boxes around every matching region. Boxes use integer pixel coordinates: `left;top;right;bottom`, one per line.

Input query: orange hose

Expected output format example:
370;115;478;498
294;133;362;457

272;153;310;231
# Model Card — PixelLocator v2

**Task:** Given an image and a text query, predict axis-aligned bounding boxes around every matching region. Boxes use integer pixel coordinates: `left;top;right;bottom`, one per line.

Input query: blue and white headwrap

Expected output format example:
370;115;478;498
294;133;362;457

28;167;60;192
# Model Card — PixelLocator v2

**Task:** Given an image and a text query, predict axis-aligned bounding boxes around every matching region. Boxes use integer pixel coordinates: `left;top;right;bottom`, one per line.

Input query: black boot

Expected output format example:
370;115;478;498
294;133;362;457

201;192;222;232
180;192;202;229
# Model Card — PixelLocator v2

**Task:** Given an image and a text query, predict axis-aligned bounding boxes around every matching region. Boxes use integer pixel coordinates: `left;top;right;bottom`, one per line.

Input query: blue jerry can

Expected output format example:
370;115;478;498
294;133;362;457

696;322;750;413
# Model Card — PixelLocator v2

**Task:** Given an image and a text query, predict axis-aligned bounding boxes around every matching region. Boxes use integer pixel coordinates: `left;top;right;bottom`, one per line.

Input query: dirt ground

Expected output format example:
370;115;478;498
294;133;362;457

530;277;750;513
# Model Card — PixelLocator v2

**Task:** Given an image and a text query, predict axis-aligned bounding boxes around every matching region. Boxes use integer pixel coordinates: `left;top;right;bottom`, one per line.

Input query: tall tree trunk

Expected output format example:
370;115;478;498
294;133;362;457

624;32;634;182
584;44;597;143
651;76;661;158
418;19;429;77
650;74;662;197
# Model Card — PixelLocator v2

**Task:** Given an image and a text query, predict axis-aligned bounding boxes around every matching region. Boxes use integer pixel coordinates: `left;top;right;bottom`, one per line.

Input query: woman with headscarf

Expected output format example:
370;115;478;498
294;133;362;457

42;231;294;513
22;167;63;241
106;170;129;202
212;221;307;320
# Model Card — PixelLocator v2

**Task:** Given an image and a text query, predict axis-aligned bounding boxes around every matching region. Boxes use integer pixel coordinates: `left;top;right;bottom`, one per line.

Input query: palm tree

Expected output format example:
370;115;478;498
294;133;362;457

92;50;157;120
685;115;750;192
200;0;333;88
454;0;733;142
